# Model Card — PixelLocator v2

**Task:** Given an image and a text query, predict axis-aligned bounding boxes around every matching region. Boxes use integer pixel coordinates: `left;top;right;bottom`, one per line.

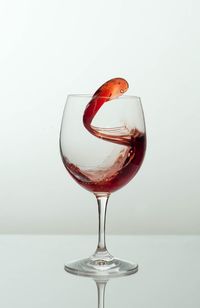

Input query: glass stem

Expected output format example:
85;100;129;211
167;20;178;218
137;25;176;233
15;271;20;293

95;280;107;308
92;194;112;261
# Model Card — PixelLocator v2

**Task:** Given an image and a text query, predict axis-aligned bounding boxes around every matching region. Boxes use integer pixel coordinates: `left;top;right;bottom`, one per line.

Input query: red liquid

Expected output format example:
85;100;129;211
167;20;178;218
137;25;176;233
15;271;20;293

62;77;146;193
62;129;146;193
83;78;130;146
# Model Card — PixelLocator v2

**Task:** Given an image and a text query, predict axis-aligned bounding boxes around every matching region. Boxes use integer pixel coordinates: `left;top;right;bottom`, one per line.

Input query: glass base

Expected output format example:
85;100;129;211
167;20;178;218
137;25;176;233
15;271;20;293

64;257;138;278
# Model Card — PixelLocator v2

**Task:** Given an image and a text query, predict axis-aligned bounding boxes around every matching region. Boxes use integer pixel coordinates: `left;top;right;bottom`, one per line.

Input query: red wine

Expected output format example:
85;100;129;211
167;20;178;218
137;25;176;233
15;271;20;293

62;128;146;193
62;77;146;193
83;78;130;146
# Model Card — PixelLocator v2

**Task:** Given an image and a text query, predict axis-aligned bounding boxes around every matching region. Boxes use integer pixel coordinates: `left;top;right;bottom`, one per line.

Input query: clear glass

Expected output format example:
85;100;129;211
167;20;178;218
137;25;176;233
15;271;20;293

60;94;146;277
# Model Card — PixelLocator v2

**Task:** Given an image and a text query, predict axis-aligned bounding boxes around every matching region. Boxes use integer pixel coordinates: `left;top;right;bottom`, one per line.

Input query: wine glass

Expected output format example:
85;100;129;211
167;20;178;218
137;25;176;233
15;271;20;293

60;94;146;277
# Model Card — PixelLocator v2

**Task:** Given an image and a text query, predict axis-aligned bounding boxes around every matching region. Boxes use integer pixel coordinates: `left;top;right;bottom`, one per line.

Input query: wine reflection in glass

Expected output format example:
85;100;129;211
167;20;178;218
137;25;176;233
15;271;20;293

60;91;146;277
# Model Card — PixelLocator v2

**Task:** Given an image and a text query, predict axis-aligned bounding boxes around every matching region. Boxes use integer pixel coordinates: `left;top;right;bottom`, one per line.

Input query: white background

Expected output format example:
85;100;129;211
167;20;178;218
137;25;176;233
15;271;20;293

0;0;199;234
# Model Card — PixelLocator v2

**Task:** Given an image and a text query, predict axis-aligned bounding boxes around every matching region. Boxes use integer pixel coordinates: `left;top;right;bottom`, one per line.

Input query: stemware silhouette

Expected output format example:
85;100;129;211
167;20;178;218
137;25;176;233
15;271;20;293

60;94;146;277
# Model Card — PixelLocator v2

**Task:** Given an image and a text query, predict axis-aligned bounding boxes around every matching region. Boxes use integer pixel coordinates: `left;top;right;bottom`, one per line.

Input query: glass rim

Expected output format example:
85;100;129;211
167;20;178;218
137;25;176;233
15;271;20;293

67;94;141;100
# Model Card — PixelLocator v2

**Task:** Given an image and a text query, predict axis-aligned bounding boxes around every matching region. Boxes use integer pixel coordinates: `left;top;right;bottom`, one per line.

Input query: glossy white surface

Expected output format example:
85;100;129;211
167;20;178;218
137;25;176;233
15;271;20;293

0;235;200;307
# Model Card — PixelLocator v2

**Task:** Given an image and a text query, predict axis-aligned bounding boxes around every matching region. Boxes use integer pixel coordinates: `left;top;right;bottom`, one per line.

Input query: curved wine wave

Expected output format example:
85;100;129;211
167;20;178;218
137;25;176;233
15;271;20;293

83;78;131;146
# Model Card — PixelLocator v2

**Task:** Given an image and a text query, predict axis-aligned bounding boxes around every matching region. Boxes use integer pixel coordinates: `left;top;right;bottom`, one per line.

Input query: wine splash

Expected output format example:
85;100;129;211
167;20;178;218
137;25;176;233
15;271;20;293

62;78;146;193
83;78;131;146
